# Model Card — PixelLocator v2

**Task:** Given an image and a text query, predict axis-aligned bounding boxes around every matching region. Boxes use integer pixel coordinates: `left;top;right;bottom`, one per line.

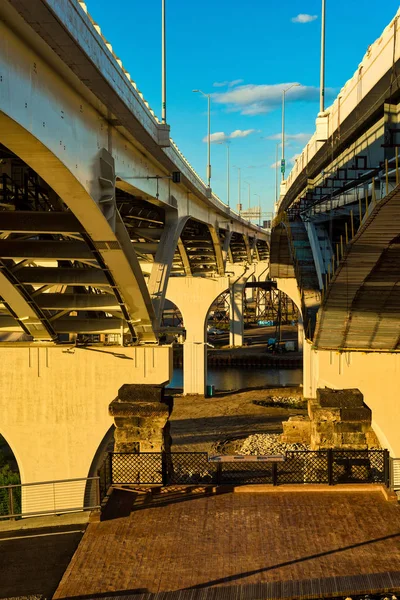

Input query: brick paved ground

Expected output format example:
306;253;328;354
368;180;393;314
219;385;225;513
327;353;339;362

54;489;400;598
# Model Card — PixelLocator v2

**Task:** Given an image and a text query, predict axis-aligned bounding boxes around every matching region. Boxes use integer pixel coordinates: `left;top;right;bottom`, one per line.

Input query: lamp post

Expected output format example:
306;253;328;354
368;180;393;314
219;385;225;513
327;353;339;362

254;193;261;226
161;0;167;123
320;0;326;114
244;181;251;211
193;89;211;188
275;142;280;207
236;166;241;212
281;83;300;181
218;141;230;207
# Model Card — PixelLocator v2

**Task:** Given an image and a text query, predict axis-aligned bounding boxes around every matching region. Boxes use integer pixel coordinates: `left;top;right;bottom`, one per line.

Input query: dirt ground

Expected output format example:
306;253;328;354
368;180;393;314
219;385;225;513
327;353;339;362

170;387;306;454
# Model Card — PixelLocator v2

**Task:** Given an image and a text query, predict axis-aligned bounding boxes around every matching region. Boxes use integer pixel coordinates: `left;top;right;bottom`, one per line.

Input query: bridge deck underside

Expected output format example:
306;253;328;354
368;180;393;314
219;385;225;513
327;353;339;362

315;184;400;350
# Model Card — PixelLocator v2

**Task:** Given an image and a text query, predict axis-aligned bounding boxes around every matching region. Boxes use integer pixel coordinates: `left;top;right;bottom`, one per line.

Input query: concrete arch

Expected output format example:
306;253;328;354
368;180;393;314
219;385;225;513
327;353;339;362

0;429;22;483
86;425;115;480
0;114;156;342
0;344;171;501
167;277;229;394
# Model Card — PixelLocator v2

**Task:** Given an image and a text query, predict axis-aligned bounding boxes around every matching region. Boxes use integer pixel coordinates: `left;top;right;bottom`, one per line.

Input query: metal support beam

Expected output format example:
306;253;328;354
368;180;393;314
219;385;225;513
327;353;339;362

0;211;84;233
15;267;109;286
53;317;126;334
36;293;121;311
0;240;92;260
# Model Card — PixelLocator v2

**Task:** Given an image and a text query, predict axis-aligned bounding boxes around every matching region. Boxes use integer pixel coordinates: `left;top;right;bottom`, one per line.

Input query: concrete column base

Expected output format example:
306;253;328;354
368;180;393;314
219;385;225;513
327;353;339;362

109;383;173;453
229;281;245;347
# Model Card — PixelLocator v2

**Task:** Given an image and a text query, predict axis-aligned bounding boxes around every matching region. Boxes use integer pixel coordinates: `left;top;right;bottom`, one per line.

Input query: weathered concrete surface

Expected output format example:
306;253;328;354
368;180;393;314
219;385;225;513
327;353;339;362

109;384;173;453
0;345;172;494
303;341;400;454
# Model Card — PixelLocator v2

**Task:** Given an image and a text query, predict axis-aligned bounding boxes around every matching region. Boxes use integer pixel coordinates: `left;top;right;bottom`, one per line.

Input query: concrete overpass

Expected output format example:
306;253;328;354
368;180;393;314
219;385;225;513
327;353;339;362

271;8;400;456
0;0;270;496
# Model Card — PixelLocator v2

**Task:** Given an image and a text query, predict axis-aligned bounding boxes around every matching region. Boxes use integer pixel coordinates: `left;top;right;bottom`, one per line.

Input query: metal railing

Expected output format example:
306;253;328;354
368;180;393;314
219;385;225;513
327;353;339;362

99;450;389;498
0;476;100;520
390;458;400;490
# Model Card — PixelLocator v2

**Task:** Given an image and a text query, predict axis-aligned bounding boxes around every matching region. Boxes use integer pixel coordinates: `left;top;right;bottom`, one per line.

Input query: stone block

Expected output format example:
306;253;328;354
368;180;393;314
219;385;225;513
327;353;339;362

365;430;380;448
309;405;341;422
281;416;311;444
334;421;371;434
317;388;364;408
109;383;172;454
118;383;168;403
332;432;367;449
340;407;371;422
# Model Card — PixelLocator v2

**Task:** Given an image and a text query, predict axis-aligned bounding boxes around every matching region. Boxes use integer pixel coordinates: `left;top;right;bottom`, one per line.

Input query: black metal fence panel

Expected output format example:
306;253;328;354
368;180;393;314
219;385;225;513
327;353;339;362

99;449;389;489
111;453;163;485
218;462;274;485
167;453;213;485
277;451;329;484
331;450;387;484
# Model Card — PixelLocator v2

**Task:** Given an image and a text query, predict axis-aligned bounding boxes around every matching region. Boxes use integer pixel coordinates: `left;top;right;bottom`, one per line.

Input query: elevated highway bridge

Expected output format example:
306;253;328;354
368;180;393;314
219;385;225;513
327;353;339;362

0;0;270;495
271;8;400;456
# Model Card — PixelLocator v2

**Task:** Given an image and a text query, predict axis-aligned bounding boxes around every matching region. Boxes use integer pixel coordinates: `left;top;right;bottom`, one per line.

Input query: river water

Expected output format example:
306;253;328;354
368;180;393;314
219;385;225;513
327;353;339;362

168;367;303;390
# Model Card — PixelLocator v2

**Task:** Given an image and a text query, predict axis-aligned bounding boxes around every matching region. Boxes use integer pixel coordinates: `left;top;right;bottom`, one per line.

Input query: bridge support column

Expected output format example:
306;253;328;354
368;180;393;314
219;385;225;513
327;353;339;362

184;330;207;396
167;277;229;395
229;280;245;347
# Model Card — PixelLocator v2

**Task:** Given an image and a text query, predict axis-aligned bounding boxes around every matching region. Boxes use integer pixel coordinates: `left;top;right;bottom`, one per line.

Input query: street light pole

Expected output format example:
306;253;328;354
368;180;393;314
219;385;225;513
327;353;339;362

244;181;251;210
193;89;211;188
207;94;211;187
320;0;326;114
275;142;279;205
254;193;261;226
161;0;166;123
237;167;241;211
218;141;230;207
281;83;300;181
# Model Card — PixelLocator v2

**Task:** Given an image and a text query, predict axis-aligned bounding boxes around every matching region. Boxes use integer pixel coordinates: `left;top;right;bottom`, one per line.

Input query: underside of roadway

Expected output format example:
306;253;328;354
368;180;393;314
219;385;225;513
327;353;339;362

53;489;400;598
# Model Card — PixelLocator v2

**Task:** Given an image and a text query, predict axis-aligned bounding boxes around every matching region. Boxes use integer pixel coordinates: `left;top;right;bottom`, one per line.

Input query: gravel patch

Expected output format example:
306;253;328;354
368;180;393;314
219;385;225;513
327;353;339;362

240;433;310;455
253;395;306;409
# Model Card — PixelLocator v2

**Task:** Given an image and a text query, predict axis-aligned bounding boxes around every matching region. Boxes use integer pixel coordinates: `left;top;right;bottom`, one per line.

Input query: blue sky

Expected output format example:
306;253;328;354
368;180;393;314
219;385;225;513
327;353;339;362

87;0;399;215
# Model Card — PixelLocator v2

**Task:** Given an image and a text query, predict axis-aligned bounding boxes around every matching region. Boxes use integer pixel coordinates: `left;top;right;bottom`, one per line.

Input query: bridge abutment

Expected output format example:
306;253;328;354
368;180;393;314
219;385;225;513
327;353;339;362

0;345;172;512
303;341;400;455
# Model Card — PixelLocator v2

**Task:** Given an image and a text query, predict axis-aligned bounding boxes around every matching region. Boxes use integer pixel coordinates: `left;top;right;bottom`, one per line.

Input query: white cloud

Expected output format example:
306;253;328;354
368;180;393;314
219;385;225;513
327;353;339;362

230;129;257;138
291;13;318;23
270;153;301;169
213;79;244;88
212;82;331;115
267;132;312;144
203;129;257;143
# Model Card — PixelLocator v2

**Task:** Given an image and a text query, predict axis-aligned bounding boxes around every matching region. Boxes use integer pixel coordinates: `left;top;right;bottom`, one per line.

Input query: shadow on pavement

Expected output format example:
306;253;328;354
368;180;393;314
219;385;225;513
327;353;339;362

0;528;84;598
